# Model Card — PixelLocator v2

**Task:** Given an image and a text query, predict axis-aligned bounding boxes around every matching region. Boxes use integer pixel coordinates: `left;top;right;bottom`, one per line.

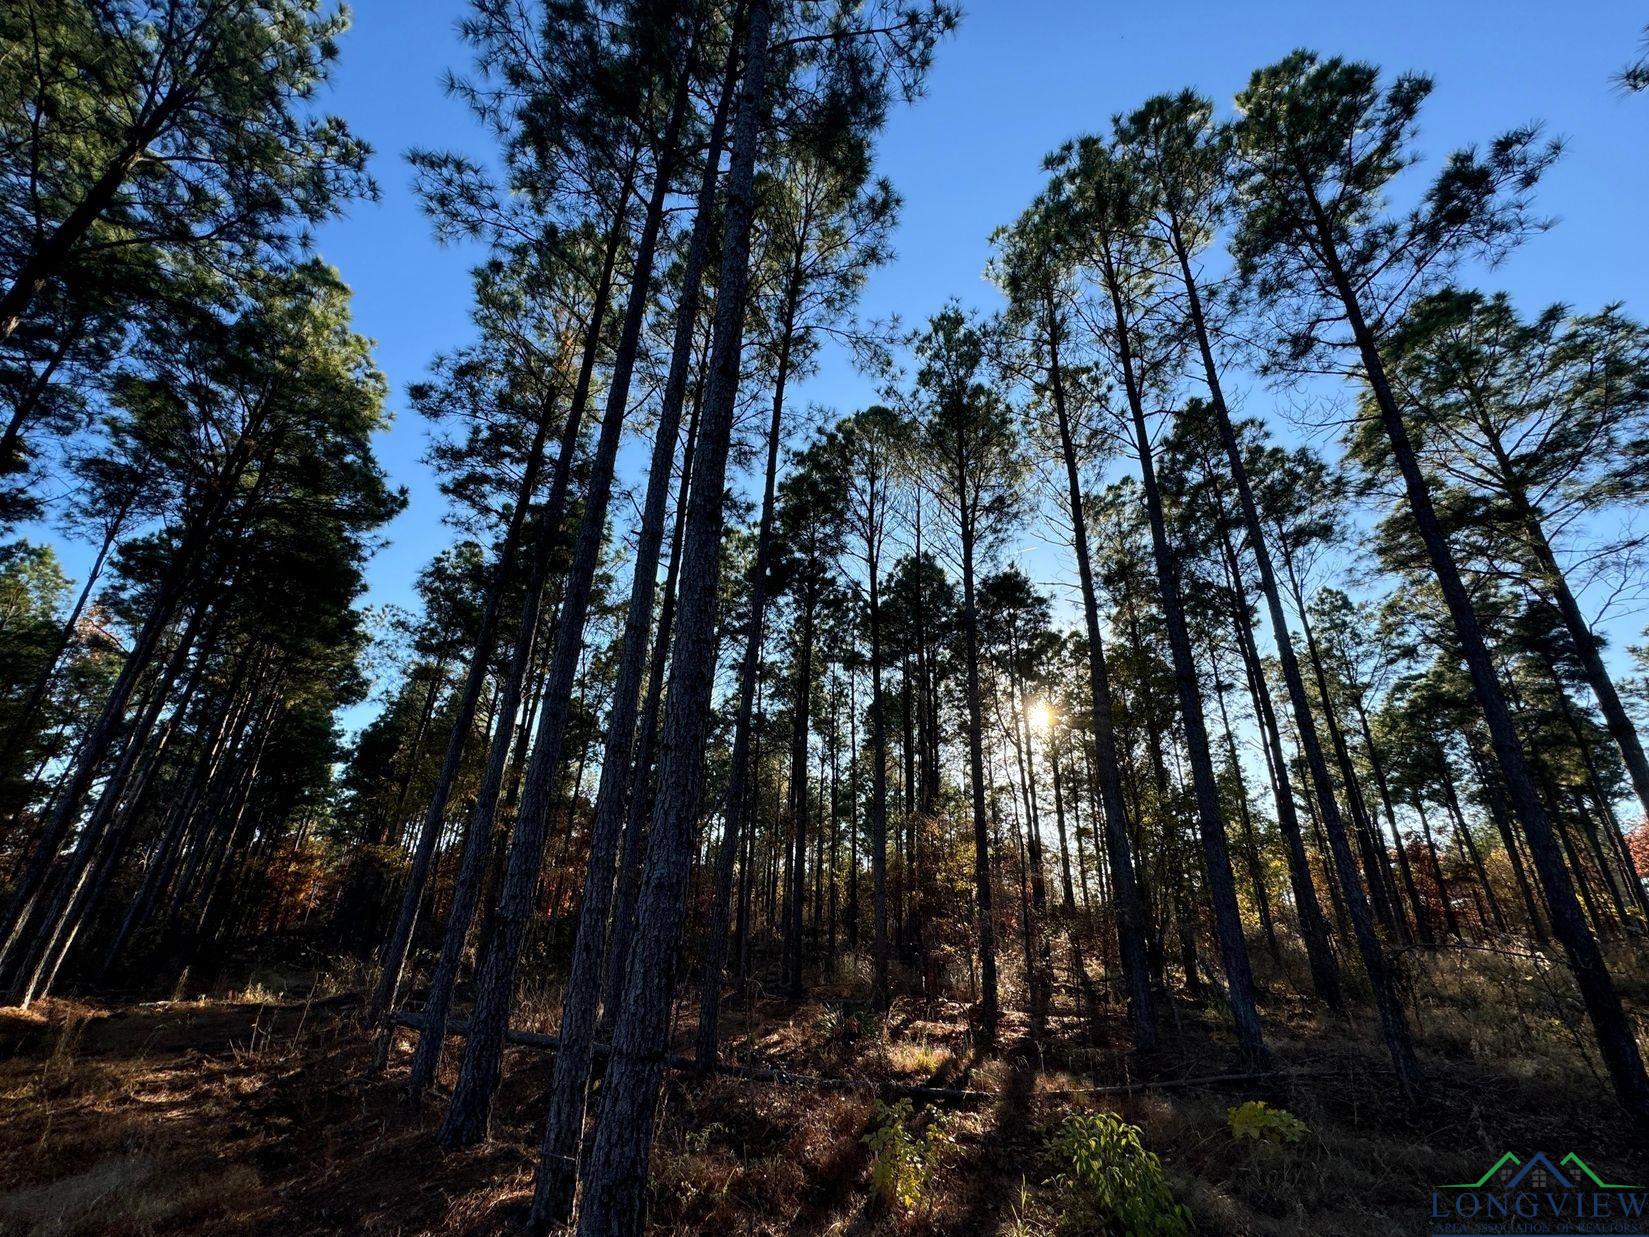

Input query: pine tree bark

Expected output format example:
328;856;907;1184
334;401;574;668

10;595;219;1002
0;498;127;771
405;566;548;1091
601;387;699;1026
1484;431;1649;833
437;91;689;1147
700;235;804;1059
867;526;891;1011
1103;255;1266;1064
413;52;696;1103
956;481;1000;1044
1355;701;1435;947
365;297;587;1033
782;592;816;998
1223;531;1344;996
1167;226;1418;1091
574;6;776;1225
531;36;734;1221
0;428;257;985
1207;636;1281;962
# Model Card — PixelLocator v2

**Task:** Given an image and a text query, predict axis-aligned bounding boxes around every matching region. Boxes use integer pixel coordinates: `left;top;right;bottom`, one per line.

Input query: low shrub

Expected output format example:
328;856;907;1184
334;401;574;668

1048;1111;1189;1235
1227;1100;1308;1146
863;1098;954;1212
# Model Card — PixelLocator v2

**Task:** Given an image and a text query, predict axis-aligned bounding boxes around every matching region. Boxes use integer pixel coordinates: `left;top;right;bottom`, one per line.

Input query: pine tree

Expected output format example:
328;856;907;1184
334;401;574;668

0;1;372;346
1353;290;1649;833
1233;49;1649;1124
909;305;1024;1045
1048;133;1268;1064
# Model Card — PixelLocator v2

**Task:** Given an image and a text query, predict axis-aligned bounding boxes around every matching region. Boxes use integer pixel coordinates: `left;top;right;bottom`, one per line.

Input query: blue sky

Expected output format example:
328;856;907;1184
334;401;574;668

296;0;1649;712
38;1;1649;727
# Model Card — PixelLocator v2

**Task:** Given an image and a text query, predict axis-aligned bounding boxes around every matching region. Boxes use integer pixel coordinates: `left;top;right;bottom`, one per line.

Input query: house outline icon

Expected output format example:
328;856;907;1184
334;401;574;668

1501;1152;1575;1192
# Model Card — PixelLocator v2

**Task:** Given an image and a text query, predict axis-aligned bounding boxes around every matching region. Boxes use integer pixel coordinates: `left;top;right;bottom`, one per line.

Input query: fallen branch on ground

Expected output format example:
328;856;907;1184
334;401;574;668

385;1011;1332;1105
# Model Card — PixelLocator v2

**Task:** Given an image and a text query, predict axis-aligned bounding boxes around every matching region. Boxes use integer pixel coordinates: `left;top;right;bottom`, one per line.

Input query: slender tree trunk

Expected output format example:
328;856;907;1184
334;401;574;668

0;132;155;342
1040;291;1154;1048
1209;639;1281;963
1005;663;1052;1023
1105;259;1265;1064
783;597;816;998
405;567;548;1092
439;99;687;1146
1415;798;1460;942
10;596;216;1002
602;385;699;1026
846;668;860;950
999;737;1041;1028
699;244;803;1060
957;499;999;1044
100;657;260;976
574;7;776;1226
0;501;126;771
366;331;576;1032
531;36;733;1221
0;318;86;479
898;657;919;964
1496;449;1649;831
1354;697;1435;946
1438;754;1507;934
1298;600;1400;934
867;543;891;1011
418;57;696;1104
1548;654;1649;925
1049;742;1077;914
1309;192;1649;1122
1222;527;1343;1000
0;436;253;981
1458;749;1533;938
387;660;448;850
1170;226;1417;1091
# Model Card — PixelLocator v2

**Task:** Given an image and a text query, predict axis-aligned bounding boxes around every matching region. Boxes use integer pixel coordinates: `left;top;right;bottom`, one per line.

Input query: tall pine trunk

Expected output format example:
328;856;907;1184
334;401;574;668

436;88;689;1146
573;6;777;1227
867;540;891;1011
1;426;258;985
1169;227;1419;1093
602;386;701;1025
782;593;816;997
699;244;803;1059
531;37;735;1222
413;51;695;1102
1104;255;1266;1064
957;486;999;1044
1042;293;1156;1048
365;251;599;1033
1306;190;1649;1123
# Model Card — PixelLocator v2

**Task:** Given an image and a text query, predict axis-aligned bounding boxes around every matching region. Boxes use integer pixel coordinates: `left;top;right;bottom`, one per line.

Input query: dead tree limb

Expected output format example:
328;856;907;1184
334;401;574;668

385;1011;1325;1106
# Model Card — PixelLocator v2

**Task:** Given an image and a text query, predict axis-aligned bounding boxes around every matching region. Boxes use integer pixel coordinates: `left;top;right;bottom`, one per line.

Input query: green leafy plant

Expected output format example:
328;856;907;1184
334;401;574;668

681;1121;728;1155
1048;1112;1189;1236
863;1098;954;1212
1227;1100;1308;1145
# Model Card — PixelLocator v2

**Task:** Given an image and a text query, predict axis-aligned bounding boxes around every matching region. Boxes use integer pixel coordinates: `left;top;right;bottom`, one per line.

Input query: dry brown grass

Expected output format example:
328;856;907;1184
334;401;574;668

0;944;1643;1234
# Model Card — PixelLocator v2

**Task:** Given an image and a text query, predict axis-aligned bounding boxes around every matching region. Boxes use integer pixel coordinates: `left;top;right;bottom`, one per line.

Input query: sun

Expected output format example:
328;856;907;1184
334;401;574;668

1026;699;1055;735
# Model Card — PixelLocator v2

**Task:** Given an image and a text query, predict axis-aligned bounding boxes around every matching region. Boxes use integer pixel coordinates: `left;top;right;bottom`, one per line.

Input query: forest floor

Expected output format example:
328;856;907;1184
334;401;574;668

1;945;1647;1235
